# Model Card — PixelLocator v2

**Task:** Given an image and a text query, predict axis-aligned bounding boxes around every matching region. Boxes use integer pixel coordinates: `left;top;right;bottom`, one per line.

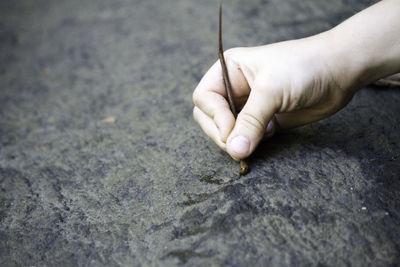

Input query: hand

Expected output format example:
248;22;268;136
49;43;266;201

193;0;400;160
193;34;355;160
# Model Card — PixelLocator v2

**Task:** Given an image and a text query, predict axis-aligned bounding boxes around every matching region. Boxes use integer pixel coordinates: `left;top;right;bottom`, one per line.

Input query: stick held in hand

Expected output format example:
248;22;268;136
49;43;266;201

217;0;249;176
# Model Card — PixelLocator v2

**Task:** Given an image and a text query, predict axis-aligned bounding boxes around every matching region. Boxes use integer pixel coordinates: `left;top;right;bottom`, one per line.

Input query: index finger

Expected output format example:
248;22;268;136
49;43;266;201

193;61;235;141
193;58;250;141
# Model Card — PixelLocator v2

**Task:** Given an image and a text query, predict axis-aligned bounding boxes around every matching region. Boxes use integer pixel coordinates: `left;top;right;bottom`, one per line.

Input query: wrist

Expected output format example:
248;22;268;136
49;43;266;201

320;29;372;94
322;0;400;92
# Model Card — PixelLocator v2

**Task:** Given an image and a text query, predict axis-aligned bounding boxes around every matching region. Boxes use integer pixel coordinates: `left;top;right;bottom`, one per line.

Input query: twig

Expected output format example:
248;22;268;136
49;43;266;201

218;1;237;118
218;0;249;176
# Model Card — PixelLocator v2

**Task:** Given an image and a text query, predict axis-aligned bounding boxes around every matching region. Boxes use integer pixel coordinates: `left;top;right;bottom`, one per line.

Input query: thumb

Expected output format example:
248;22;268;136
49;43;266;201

226;83;279;159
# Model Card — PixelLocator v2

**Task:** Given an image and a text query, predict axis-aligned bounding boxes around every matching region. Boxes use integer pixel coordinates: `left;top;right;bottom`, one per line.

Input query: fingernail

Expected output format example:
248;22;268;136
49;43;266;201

265;120;275;137
230;135;249;155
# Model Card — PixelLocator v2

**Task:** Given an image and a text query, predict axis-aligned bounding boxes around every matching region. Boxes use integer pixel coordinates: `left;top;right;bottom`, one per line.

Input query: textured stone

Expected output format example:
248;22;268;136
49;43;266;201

1;0;399;266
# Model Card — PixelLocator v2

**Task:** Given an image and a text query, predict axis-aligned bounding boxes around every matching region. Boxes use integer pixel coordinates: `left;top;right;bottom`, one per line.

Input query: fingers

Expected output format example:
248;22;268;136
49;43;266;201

226;81;280;159
194;47;279;159
264;115;279;139
193;90;234;142
193;62;234;142
263;101;347;140
274;109;326;130
193;55;250;142
226;99;328;160
193;106;226;151
261;109;327;143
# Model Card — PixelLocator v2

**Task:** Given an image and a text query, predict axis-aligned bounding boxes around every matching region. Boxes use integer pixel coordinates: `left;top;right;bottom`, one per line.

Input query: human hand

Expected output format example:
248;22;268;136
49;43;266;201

193;34;356;160
193;0;400;160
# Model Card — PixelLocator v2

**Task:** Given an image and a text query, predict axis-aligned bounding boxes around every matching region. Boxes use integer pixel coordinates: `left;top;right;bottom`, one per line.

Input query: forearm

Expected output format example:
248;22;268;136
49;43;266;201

325;0;400;91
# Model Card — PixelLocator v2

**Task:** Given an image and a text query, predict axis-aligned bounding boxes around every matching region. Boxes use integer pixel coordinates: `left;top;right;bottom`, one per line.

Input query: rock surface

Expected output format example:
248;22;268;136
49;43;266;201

1;0;399;266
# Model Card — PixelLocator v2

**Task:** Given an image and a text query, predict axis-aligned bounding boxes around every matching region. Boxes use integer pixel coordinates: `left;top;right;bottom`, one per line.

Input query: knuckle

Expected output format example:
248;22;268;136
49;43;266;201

192;107;199;122
267;86;283;109
192;89;202;107
224;47;242;59
238;111;266;134
224;47;237;55
254;78;282;111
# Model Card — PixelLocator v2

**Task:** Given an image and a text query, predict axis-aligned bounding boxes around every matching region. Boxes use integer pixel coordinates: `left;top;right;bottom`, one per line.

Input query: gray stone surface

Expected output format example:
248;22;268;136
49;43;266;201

1;0;399;266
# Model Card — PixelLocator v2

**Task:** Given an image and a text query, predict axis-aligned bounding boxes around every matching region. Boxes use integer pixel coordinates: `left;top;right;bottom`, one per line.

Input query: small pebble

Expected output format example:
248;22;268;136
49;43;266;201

361;206;367;210
102;116;116;124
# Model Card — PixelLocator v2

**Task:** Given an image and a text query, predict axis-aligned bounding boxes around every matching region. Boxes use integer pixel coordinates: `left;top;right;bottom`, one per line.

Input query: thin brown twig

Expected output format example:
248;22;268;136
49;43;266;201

218;0;249;176
218;0;237;118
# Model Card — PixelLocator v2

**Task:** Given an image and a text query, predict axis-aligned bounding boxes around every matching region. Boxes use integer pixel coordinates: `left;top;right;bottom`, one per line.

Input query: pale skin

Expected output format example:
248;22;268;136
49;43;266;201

193;0;400;160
